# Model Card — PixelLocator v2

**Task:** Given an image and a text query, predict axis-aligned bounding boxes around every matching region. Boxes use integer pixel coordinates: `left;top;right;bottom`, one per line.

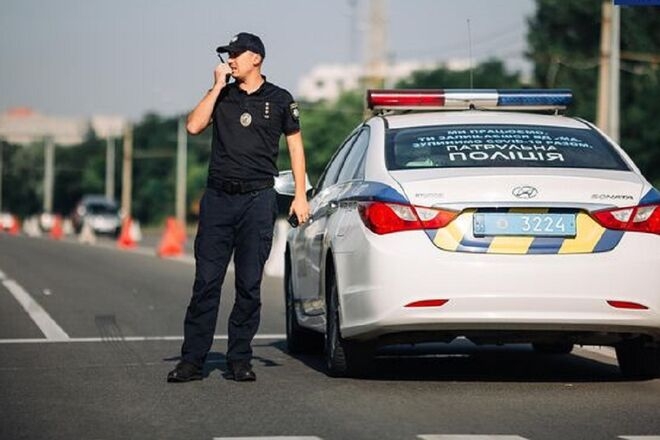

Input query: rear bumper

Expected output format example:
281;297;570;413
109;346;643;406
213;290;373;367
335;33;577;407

335;228;660;343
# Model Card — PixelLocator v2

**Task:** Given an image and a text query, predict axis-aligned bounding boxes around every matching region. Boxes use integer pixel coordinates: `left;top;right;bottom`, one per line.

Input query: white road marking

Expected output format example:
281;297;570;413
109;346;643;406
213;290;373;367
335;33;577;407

213;437;322;440
0;334;286;344
419;436;529;440
620;437;660;439
43;289;52;296
1;278;69;341
0;270;6;280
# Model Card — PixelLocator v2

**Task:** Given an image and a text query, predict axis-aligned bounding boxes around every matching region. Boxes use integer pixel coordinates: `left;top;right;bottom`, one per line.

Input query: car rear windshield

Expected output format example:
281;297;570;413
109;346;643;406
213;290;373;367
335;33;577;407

87;203;118;215
386;124;630;171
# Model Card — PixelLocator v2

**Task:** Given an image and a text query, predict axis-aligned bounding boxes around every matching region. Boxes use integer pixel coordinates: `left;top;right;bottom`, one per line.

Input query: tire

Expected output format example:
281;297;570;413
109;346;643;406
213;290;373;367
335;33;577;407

616;338;660;379
532;342;574;355
284;256;323;354
324;272;373;377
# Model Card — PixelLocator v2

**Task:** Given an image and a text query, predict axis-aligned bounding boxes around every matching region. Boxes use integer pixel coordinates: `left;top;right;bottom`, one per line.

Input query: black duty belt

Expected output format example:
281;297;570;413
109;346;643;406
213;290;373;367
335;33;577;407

209;178;274;195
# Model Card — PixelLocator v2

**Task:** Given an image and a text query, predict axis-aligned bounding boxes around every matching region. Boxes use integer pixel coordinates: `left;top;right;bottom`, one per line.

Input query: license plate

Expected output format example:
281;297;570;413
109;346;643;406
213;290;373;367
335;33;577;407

473;212;576;237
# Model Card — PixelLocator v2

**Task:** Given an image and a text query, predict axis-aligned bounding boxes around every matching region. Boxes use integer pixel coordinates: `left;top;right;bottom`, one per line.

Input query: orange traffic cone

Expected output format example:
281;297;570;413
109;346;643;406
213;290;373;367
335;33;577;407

117;217;137;249
9;215;20;235
157;217;185;257
50;215;63;240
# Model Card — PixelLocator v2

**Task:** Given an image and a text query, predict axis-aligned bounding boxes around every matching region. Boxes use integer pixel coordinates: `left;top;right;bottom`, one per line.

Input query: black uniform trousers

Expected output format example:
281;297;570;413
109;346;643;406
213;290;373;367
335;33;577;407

181;186;277;368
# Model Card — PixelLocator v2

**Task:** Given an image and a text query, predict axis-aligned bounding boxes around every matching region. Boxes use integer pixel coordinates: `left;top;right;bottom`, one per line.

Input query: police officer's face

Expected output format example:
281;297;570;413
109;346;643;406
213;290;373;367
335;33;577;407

228;50;262;80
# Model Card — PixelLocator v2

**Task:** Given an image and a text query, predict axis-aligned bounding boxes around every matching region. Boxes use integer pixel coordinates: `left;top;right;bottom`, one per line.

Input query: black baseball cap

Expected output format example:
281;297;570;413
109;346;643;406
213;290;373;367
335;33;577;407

216;32;265;58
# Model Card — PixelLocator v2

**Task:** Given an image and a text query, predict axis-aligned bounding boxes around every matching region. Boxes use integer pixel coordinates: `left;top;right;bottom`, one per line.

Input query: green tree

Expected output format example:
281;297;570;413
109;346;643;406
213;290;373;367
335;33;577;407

2;142;42;217
279;91;364;185
527;0;660;186
397;59;524;89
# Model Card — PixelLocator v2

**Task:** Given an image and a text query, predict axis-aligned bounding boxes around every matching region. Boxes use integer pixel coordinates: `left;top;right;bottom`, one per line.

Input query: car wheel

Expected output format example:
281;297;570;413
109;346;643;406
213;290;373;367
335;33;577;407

532;342;574;355
616;338;660;379
285;257;323;354
324;271;373;377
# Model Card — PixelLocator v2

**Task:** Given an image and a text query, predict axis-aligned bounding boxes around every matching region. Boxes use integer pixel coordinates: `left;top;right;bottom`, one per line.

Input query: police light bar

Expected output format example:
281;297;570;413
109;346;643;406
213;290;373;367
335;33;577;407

366;89;573;112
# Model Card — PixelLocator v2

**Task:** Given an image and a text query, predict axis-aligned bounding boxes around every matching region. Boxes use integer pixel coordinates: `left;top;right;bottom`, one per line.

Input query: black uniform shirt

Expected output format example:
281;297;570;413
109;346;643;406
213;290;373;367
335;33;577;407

208;79;300;184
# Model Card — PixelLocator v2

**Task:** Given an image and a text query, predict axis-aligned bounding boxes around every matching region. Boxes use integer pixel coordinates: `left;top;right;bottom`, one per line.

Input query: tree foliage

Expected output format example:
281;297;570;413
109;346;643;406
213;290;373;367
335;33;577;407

397;59;523;89
527;0;660;186
281;92;364;186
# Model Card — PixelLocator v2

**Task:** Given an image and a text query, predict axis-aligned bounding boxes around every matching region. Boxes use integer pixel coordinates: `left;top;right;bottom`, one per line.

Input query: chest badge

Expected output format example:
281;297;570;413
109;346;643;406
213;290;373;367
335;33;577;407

240;112;252;127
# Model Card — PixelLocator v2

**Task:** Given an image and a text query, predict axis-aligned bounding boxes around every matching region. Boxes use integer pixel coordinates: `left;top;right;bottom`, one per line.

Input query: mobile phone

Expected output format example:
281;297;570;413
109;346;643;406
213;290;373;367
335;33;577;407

217;53;231;84
287;213;299;228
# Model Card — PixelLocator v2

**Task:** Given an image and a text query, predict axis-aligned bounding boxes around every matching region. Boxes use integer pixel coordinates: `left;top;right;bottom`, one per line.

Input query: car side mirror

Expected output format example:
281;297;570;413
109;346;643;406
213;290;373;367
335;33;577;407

274;170;313;197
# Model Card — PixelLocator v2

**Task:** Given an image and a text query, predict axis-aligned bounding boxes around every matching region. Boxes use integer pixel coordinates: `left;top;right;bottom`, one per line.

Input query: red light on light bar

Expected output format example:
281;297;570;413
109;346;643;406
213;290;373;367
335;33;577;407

367;89;445;109
607;300;649;310
405;299;449;308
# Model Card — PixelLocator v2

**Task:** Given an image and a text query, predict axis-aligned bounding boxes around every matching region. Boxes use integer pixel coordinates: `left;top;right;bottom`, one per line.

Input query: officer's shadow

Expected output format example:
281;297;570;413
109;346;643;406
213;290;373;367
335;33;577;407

164;351;282;379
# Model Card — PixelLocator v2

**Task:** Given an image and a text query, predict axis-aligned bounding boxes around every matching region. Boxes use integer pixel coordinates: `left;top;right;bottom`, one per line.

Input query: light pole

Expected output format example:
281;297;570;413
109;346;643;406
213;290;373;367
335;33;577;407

176;117;187;225
0;139;4;212
105;136;115;201
43;136;55;213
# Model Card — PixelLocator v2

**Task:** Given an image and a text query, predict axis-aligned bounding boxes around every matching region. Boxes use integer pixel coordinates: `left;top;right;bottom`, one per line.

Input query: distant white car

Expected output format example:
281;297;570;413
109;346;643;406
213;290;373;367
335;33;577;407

71;195;121;237
283;89;660;378
0;212;15;230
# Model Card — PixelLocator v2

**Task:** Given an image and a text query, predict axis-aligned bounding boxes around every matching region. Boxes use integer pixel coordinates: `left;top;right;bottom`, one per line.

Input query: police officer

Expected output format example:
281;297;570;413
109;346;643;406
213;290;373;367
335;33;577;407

167;32;310;383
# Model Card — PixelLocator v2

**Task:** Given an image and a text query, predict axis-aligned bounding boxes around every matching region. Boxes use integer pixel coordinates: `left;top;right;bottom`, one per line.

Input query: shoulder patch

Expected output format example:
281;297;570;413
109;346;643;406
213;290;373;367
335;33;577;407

289;102;300;121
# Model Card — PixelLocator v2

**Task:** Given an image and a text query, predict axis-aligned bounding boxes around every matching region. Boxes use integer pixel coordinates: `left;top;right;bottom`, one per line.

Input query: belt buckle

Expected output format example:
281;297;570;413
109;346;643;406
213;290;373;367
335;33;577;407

221;181;239;194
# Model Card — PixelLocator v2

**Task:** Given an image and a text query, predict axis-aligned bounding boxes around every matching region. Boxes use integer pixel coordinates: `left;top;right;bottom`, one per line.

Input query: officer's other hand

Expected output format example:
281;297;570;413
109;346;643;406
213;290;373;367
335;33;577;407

214;63;232;87
289;197;310;225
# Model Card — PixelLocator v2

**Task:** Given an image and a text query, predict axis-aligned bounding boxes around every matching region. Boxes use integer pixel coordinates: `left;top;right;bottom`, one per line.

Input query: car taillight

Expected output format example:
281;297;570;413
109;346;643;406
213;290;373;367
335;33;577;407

607;300;649;310
358;202;458;234
591;204;660;235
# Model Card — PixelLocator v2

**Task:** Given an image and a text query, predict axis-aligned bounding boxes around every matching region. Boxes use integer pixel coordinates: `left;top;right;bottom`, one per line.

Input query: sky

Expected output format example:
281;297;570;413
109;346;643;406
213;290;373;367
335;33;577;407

0;0;535;120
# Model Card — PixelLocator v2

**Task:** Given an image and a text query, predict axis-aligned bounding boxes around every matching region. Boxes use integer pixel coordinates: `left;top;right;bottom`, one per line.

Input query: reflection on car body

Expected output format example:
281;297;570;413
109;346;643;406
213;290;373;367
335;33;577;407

282;89;660;378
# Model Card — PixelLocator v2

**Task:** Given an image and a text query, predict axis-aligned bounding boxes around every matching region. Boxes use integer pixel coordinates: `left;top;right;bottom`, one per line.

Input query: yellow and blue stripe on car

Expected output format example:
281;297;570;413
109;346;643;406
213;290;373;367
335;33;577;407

344;183;660;255
429;208;624;255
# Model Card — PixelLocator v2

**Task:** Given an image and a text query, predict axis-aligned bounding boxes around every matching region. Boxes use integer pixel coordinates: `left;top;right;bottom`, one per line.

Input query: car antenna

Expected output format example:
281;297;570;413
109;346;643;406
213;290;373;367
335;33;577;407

467;18;474;89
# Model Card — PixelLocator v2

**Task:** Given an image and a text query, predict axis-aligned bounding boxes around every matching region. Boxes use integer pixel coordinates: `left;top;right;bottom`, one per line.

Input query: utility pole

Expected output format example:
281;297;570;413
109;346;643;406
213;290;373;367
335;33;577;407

596;0;612;133
0;140;3;212
609;4;620;143
596;0;621;143
175;117;187;225
364;0;387;90
348;0;359;64
121;124;133;218
105;136;115;201
43;136;55;213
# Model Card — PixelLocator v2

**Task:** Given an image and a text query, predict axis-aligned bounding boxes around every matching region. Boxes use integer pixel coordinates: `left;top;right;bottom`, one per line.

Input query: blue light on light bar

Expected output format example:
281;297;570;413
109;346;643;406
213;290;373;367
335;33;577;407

497;89;573;107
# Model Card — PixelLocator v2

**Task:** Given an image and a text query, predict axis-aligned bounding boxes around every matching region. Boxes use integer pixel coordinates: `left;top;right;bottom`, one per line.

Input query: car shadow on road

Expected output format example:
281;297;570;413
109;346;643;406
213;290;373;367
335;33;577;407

271;340;632;383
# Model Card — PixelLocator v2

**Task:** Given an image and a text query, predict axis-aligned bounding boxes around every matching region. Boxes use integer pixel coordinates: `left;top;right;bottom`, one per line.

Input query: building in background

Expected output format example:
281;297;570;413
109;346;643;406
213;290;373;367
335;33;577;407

0;107;89;146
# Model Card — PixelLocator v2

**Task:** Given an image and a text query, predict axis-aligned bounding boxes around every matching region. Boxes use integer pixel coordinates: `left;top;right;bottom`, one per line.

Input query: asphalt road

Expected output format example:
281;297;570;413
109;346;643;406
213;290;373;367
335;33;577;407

1;233;660;440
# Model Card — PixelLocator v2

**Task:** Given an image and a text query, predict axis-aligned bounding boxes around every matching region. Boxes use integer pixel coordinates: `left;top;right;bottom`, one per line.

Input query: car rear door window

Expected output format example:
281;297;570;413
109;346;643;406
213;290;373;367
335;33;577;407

337;127;370;183
386;124;630;171
316;132;358;191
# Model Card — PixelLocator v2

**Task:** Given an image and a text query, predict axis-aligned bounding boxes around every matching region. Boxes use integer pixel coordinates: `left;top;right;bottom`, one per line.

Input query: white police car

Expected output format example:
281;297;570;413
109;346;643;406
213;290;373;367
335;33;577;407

282;89;660;378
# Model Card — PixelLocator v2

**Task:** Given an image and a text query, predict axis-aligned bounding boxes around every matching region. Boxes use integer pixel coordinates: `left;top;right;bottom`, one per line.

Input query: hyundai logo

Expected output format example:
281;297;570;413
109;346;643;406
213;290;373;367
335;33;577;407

512;186;538;199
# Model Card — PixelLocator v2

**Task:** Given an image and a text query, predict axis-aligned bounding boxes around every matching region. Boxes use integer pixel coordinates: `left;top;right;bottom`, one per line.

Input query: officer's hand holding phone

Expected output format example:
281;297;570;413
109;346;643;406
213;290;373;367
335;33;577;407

214;63;232;87
215;54;231;84
287;213;300;228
